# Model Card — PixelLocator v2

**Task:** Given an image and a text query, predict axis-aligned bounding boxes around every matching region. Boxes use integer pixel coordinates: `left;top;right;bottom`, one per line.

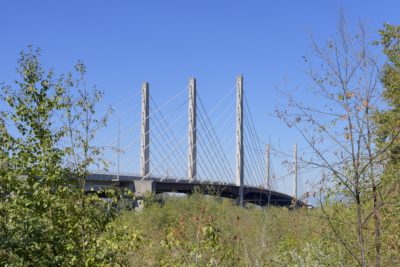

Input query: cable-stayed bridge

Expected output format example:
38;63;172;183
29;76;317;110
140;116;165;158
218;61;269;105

87;75;305;207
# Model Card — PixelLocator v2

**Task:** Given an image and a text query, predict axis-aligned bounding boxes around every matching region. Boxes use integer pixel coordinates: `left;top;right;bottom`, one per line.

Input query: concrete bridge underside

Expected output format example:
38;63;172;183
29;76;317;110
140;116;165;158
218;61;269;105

86;173;304;207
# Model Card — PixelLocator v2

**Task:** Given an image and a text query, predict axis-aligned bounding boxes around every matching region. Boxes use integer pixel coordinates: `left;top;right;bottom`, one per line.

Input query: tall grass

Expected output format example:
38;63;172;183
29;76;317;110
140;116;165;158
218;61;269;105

104;194;350;266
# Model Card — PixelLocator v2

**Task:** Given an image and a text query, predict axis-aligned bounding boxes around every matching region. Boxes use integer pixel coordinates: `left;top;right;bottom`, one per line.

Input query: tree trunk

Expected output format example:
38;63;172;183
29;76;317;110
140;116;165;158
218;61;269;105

356;192;367;267
373;183;381;267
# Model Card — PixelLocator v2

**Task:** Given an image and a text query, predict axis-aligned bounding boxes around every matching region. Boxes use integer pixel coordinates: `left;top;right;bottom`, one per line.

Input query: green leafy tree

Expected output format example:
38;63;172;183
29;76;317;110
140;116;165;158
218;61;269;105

376;23;400;265
0;47;120;266
0;47;74;265
61;59;115;264
376;24;400;171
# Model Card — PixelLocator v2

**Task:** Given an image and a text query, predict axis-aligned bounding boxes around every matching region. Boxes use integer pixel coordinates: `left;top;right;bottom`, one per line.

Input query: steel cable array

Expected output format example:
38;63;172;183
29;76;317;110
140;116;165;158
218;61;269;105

90;81;303;197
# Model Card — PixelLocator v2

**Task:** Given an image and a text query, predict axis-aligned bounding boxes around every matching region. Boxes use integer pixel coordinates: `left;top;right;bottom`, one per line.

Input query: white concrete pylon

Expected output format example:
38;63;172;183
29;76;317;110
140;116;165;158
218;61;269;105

236;75;244;206
140;82;150;178
188;78;197;181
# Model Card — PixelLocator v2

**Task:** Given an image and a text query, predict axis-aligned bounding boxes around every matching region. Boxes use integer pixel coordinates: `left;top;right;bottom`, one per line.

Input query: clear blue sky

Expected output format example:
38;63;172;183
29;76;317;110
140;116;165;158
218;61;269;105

1;1;398;195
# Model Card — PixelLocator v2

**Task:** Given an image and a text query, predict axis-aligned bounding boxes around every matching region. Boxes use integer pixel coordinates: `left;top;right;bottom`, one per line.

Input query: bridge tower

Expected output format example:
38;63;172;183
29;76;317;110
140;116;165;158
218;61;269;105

236;75;244;206
188;78;197;180
141;82;150;178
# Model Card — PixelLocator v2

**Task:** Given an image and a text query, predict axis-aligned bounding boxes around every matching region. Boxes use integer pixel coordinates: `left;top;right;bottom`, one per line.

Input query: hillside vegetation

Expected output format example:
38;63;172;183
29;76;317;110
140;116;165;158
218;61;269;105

104;194;352;266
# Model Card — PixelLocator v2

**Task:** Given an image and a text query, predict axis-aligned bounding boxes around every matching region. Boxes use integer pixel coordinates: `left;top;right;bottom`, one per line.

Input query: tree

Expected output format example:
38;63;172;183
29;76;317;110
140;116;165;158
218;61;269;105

0;47;119;266
275;15;392;266
375;23;400;265
60;60;117;264
376;24;400;173
0;47;74;265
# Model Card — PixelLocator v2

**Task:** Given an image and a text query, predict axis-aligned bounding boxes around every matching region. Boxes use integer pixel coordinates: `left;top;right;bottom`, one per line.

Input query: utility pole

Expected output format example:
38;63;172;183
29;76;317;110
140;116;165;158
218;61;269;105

293;143;298;199
236;75;244;207
117;118;120;180
266;143;270;189
112;118;121;182
188;78;197;181
141;82;150;178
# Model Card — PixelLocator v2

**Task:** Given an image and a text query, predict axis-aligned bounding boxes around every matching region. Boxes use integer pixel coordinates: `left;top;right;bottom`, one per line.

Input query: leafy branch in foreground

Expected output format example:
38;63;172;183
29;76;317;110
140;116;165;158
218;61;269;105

0;47;122;266
375;23;400;265
275;14;392;267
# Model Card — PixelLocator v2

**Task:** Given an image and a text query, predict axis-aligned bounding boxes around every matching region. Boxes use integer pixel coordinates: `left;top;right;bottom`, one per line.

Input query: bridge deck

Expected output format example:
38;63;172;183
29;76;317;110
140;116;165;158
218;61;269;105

85;173;304;207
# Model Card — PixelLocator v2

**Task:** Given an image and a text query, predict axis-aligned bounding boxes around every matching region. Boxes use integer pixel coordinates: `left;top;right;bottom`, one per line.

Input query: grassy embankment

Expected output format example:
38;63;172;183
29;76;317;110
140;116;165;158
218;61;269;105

106;193;351;266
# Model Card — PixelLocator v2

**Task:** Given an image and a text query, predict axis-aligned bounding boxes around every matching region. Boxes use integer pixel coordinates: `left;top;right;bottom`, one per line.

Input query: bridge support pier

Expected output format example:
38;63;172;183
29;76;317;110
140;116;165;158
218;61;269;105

130;180;156;210
188;78;197;181
236;75;244;206
141;82;150;179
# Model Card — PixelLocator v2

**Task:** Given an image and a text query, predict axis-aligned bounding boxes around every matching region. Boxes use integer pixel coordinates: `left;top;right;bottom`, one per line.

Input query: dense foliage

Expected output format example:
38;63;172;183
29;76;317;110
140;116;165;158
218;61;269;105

70;192;395;266
0;47;123;266
375;24;400;265
106;195;350;266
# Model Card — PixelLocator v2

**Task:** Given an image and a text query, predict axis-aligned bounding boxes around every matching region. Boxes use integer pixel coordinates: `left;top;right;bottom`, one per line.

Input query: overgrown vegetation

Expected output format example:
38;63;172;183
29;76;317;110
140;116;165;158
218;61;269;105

274;15;400;267
0;47;129;265
0;18;399;267
107;195;349;266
